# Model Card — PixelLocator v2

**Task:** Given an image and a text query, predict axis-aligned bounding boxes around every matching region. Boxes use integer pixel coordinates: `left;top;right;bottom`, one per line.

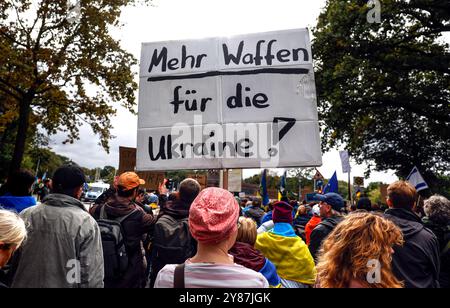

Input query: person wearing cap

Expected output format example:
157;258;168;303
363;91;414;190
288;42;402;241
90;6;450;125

11;165;104;288
154;187;268;288
304;204;322;246
255;201;316;288
90;171;156;288
309;193;345;262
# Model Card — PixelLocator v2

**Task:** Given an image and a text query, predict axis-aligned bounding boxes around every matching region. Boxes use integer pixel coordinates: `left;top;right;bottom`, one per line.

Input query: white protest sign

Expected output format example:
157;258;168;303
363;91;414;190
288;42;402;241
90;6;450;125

137;29;322;171
228;169;243;192
339;151;351;174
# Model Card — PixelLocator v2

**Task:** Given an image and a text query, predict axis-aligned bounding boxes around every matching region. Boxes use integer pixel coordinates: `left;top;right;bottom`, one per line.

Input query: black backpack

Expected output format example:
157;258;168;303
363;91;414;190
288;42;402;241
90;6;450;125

151;215;196;280
96;206;137;281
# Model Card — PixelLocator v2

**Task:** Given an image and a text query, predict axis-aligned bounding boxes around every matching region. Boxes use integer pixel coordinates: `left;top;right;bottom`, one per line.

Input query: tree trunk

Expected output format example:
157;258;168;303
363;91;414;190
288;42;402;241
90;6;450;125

9;97;32;177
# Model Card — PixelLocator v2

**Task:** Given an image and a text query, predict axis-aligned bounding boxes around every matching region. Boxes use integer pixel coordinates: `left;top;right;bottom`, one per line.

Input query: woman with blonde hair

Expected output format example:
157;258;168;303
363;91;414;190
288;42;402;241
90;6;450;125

316;211;404;288
229;217;281;288
0;209;27;288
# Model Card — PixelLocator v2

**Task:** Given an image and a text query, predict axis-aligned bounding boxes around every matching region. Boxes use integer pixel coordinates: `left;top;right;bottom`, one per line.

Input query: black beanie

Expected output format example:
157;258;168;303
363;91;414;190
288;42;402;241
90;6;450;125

53;165;86;191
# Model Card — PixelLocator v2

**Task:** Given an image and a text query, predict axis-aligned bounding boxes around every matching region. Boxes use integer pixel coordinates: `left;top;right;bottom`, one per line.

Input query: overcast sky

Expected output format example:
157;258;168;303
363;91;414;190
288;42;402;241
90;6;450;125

49;0;402;184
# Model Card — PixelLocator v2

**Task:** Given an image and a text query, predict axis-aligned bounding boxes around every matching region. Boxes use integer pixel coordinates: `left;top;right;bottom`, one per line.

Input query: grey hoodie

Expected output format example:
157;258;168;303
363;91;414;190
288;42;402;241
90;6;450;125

11;194;104;288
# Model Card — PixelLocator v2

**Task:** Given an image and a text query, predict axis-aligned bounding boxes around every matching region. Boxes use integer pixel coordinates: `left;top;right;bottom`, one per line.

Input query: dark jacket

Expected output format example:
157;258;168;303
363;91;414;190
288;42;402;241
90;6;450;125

385;208;440;288
422;217;449;288
244;206;265;226
229;241;281;288
91;195;156;288
150;196;197;288
229;242;266;271
309;216;344;262
0;268;8;288
294;214;312;227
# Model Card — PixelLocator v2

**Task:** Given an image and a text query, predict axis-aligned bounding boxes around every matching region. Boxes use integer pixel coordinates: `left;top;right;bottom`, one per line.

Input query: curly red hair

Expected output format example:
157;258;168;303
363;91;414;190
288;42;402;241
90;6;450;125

316;211;404;288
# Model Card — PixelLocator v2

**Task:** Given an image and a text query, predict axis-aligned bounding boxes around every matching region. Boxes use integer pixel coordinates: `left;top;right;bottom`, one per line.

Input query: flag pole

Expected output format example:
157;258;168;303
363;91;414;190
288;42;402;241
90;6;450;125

348;171;352;206
223;169;229;191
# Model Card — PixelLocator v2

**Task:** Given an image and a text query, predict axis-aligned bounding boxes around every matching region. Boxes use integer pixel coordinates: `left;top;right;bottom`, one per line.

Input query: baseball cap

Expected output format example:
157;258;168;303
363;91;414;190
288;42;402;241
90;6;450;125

314;193;345;211
118;172;145;191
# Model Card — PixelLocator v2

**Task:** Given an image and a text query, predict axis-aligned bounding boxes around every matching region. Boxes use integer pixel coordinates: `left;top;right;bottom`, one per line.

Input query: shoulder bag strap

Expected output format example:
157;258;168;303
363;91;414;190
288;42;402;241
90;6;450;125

173;263;186;289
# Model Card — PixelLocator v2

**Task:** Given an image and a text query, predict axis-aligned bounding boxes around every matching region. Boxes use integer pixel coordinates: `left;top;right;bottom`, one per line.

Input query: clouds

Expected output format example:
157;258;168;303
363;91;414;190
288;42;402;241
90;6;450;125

49;106;137;169
47;0;399;184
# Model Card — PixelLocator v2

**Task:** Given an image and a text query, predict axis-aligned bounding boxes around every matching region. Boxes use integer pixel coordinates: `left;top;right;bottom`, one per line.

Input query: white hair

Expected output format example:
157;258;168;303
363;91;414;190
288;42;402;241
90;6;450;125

424;195;450;225
0;209;27;248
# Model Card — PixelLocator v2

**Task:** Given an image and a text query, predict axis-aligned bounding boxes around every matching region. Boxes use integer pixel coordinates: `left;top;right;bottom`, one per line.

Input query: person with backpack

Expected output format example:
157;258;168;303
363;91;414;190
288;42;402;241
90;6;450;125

422;195;450;288
90;172;156;288
149;178;201;288
384;181;440;288
154;187;268;288
309;193;345;262
11;165;104;288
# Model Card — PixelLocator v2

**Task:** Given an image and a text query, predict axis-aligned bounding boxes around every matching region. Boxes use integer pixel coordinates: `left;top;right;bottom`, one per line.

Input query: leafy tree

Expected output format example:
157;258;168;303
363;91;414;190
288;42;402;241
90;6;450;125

0;0;151;177
98;165;115;184
313;0;450;190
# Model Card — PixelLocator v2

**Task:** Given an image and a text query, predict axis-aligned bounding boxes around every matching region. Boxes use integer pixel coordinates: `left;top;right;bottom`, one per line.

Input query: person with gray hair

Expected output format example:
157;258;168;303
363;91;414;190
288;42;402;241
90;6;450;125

0;209;27;288
423;195;450;288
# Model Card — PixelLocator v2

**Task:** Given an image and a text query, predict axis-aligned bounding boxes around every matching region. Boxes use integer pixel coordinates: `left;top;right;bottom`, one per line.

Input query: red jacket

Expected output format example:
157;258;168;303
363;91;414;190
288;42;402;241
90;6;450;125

305;216;322;246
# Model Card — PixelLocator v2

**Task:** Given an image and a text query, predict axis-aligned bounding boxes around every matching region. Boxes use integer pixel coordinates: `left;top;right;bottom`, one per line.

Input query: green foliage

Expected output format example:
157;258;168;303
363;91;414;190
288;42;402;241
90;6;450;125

313;0;450;190
0;0;152;173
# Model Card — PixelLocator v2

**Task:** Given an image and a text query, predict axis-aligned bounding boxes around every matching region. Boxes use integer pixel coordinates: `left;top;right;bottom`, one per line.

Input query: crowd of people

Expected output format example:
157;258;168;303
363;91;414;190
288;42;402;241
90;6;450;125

0;165;449;288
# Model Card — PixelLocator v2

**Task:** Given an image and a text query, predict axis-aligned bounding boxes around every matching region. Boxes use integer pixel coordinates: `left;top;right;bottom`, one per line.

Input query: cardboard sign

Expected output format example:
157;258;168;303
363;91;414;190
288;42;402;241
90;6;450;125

137;171;165;191
137;29;322;171
207;170;220;187
186;173;208;189
118;147;137;174
354;177;365;187
118;147;165;191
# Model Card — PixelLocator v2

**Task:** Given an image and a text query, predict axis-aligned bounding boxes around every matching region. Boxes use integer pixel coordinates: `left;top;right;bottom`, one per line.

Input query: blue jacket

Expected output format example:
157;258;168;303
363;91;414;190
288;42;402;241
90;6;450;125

0;195;37;213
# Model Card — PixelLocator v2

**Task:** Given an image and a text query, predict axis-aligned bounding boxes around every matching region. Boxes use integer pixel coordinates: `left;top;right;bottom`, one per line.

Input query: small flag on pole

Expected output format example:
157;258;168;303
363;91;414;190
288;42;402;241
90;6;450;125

278;171;287;201
260;169;270;206
406;167;429;192
323;171;339;194
339;151;351;173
